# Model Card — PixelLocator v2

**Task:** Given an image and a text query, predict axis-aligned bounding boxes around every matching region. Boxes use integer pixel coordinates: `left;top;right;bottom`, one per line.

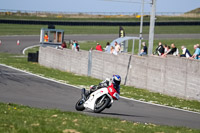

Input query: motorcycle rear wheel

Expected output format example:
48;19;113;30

94;95;111;113
75;98;85;111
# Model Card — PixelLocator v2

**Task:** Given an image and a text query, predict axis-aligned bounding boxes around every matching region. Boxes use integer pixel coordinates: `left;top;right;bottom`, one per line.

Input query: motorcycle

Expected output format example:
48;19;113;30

75;83;120;113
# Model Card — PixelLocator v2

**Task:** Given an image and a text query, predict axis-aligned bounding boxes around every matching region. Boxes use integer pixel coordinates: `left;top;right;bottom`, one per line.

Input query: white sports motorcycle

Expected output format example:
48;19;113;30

75;83;120;113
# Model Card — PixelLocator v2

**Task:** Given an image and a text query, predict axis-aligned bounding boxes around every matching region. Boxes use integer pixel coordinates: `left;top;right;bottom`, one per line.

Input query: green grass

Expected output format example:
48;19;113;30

0;24;200;35
1;102;199;133
1;14;200;22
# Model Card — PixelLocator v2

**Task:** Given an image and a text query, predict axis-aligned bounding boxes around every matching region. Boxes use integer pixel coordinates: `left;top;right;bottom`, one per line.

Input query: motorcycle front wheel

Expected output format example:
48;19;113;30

94;95;111;113
75;98;85;111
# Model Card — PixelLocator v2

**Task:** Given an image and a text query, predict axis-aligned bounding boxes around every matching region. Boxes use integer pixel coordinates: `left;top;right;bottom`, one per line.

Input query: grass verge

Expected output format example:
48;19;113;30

1;15;200;22
0;45;200;113
1;102;200;133
0;24;200;35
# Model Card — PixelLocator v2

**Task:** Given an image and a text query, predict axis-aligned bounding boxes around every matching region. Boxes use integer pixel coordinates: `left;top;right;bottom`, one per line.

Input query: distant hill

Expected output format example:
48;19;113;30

186;8;200;14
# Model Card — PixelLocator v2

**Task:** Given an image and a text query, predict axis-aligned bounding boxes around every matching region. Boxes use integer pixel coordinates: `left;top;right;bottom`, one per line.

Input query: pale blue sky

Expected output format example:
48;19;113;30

0;0;199;13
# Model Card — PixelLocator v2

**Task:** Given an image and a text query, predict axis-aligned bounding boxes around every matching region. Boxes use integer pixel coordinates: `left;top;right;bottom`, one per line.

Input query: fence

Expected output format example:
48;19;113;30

1;9;200;17
39;46;200;101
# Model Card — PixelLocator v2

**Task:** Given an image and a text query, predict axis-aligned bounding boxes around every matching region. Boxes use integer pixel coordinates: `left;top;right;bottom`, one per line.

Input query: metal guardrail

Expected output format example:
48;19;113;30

1;9;199;16
0;19;200;26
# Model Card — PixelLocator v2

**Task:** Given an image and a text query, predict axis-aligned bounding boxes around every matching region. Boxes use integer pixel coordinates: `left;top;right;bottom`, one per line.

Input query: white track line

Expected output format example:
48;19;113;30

22;44;40;55
0;63;200;115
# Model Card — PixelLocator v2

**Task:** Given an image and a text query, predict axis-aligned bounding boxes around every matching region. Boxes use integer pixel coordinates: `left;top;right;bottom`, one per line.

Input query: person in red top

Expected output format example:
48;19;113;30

96;43;103;51
61;42;67;48
44;33;49;42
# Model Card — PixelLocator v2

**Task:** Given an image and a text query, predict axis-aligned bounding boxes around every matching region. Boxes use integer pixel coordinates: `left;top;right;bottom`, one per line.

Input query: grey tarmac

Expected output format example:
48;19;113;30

0;65;200;129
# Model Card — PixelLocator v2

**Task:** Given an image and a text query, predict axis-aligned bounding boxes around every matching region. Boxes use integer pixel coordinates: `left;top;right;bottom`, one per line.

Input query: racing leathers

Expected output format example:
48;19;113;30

87;78;120;96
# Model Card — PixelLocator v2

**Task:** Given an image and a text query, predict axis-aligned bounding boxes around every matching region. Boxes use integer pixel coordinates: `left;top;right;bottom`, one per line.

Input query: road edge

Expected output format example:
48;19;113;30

0;63;200;115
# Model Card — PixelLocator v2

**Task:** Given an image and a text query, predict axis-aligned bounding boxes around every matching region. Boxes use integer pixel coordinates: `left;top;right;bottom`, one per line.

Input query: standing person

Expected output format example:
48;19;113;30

180;46;191;58
76;41;80;51
72;40;77;51
114;41;121;54
96;43;103;51
44;33;49;42
190;44;200;60
105;42;111;53
139;42;147;56
155;42;164;56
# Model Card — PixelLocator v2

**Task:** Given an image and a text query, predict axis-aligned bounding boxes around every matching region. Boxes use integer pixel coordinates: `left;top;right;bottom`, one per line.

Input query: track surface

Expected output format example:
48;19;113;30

0;34;200;54
0;65;200;129
1;34;200;129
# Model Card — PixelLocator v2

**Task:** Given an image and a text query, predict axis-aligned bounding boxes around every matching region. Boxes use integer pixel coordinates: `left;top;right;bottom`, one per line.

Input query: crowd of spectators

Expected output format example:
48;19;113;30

57;40;200;61
95;41;121;55
152;42;200;60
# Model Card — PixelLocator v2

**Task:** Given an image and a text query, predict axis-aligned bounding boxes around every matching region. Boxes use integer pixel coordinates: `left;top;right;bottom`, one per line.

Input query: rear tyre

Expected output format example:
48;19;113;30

94;95;111;113
75;98;85;111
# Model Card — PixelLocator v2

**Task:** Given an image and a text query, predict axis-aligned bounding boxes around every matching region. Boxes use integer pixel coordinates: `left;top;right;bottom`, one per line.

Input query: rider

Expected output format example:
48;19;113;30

85;75;121;97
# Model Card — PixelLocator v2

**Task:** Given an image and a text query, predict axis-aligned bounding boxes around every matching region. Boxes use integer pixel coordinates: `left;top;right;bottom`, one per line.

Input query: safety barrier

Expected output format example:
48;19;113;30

39;46;200;101
1;19;200;26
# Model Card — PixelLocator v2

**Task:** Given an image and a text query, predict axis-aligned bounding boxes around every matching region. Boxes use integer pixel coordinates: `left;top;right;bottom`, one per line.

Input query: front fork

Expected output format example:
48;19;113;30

81;88;87;101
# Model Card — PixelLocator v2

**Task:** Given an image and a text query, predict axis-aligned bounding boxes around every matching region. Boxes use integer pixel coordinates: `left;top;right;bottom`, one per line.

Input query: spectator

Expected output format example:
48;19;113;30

72;40;77;51
164;44;168;53
44;33;49;42
166;46;171;53
110;46;114;54
96;43;103;51
139;42;147;56
61;41;67;49
105;42;111;53
76;41;80;51
167;43;179;56
180;46;191;58
110;46;117;55
190;44;200;60
114;41;121;53
197;44;200;48
155;42;164;56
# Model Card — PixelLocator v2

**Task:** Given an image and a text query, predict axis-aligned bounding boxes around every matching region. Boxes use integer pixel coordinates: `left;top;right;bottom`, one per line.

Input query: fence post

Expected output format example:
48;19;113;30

124;55;132;85
87;50;92;76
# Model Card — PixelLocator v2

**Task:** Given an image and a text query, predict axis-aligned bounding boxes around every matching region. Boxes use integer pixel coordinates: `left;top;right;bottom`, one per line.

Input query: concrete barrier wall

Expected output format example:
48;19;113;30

91;51;130;84
126;55;200;101
39;47;200;101
39;47;89;76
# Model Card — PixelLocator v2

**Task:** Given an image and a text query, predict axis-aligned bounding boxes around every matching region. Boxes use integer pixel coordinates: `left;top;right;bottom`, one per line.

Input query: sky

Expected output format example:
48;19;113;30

0;0;199;14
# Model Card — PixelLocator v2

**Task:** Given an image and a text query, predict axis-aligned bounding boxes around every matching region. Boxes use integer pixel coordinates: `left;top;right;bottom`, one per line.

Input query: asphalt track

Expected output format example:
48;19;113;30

0;64;200;129
1;34;200;129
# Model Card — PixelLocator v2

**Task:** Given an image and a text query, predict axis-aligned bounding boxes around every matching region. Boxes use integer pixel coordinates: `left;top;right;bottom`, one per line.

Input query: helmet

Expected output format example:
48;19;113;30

112;75;121;86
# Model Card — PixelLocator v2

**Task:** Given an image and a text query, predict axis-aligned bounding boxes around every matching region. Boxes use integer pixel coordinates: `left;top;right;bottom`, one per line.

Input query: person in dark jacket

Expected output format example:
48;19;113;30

140;42;147;56
167;43;179;56
155;42;164;56
180;45;191;58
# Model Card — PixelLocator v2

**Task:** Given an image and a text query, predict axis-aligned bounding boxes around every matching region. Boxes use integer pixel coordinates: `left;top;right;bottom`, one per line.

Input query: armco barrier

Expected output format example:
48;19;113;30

39;46;200;101
1;19;200;26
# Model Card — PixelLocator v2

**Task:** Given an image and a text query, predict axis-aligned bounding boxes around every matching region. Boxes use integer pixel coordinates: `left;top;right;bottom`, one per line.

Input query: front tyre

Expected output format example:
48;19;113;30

94;95;111;113
75;98;85;111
